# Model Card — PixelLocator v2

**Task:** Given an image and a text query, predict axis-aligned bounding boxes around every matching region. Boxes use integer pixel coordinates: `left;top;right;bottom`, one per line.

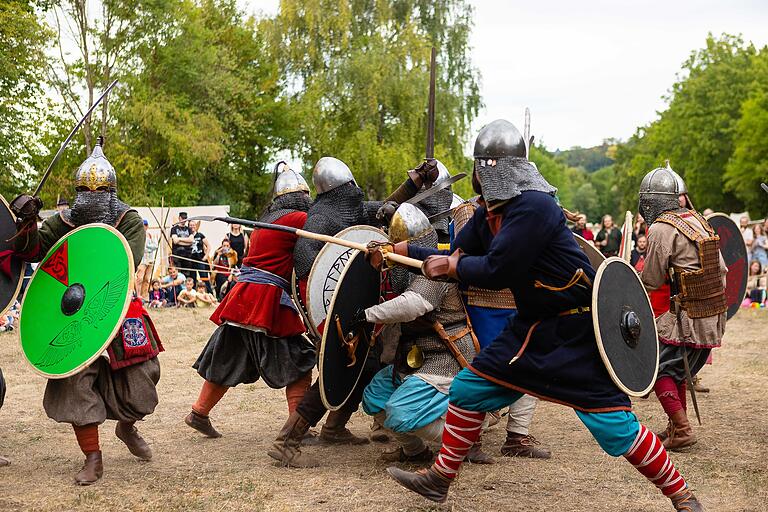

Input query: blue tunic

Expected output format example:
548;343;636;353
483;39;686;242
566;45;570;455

409;191;630;413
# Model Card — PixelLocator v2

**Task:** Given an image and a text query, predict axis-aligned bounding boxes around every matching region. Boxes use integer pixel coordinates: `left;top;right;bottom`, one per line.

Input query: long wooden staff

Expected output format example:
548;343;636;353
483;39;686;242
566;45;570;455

184;215;424;269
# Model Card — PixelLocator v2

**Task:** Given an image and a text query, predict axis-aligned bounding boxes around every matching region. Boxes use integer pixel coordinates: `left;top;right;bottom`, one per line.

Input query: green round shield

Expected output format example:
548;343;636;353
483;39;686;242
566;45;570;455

20;224;134;378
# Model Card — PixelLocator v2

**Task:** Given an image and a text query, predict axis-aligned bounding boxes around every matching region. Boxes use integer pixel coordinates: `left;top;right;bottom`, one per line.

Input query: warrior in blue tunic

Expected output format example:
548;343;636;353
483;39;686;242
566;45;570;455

370;119;704;511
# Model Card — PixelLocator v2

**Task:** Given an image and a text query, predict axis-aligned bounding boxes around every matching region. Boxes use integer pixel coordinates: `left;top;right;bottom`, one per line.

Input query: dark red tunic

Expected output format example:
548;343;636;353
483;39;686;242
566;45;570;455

210;211;307;338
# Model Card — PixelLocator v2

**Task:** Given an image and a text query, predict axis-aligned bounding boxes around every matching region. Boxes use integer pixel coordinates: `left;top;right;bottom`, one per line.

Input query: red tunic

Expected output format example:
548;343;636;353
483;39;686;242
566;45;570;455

210;211;307;338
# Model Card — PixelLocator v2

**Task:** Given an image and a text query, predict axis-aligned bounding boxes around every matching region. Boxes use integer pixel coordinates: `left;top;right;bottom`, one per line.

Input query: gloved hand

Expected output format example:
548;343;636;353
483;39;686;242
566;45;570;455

365;241;394;271
10;194;43;233
376;201;399;222
408;158;439;188
10;194;43;224
351;308;369;331
421;249;463;281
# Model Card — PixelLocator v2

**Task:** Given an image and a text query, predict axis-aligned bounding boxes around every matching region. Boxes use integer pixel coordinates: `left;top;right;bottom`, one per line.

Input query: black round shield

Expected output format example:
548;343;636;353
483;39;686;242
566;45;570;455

592;257;659;397
0;195;24;318
0;367;5;410
319;250;381;411
706;213;748;320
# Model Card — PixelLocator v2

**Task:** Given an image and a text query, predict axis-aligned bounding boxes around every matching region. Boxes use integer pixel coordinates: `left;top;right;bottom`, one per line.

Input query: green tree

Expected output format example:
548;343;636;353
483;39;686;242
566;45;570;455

724;50;768;215
269;0;481;199
614;34;758;213
0;1;50;197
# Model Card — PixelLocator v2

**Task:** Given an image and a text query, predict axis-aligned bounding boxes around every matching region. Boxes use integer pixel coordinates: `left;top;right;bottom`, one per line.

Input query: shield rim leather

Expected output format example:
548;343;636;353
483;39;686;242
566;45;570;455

292;268;320;341
19;223;134;379
705;212;748;320
0;194;24;319
318;250;380;411
574;233;605;271
618;210;633;263
592;257;659;397
306;225;386;332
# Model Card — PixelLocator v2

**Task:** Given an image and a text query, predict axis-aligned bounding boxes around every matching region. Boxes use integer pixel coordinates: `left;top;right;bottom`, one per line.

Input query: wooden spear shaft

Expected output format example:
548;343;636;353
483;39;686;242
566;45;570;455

185;215;424;269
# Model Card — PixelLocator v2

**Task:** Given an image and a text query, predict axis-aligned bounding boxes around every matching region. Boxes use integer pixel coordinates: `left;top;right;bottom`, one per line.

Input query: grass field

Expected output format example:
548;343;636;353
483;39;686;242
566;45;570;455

0;307;766;511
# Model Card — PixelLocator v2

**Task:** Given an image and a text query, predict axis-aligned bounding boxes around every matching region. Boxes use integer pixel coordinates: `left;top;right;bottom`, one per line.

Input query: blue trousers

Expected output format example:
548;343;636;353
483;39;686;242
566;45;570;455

450;368;639;457
363;366;450;433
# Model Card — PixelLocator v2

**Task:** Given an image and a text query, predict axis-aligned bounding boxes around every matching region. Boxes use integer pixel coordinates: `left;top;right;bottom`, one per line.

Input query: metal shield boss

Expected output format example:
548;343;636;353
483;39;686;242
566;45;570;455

319;250;381;410
592;257;659;397
0;195;24;318
20;224;133;378
306;225;387;333
706;213;748;320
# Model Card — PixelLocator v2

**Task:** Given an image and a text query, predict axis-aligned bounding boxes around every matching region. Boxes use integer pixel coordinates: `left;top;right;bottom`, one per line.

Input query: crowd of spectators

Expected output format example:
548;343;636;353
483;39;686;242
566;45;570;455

133;213;240;308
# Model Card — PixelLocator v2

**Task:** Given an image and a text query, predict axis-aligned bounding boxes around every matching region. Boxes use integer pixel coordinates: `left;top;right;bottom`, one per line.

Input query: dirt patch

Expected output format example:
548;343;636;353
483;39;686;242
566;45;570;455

0;307;766;511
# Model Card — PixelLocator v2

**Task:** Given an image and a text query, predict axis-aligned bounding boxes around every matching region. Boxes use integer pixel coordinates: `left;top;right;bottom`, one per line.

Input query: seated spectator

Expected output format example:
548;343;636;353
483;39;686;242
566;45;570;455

0;301;20;332
148;279;168;308
571;214;594;242
177;277;197;308
161;267;186;306
746;260;766;304
195;282;217;308
595;214;622;257
630;234;648;271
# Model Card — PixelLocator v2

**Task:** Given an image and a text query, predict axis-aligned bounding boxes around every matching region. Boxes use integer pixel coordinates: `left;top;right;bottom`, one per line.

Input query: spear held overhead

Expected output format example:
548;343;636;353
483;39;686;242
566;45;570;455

183;216;424;269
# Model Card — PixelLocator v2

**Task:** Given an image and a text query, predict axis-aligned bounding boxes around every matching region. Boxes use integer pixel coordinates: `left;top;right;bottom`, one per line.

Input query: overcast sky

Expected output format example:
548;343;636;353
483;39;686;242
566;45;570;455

243;0;768;151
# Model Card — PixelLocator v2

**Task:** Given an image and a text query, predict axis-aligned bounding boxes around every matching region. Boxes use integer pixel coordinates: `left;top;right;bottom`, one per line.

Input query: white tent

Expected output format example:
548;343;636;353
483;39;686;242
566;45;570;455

133;205;230;277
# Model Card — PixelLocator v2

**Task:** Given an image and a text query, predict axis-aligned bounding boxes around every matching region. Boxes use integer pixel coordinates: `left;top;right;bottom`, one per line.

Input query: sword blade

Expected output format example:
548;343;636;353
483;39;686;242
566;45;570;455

681;346;702;426
405;173;466;205
33;80;119;197
425;47;436;159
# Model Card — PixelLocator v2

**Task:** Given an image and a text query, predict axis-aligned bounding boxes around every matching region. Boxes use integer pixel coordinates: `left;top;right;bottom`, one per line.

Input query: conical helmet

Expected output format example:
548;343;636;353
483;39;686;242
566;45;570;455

389;203;435;246
312;156;356;194
274;162;310;197
638;162;683;225
74;137;117;191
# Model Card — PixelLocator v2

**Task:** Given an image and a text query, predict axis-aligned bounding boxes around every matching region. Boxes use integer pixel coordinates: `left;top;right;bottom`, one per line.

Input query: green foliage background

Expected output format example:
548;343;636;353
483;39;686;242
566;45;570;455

1;1;767;222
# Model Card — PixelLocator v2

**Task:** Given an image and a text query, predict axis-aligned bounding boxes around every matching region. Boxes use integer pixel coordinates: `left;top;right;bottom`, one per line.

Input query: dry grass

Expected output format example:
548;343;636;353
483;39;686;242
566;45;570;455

0;307;766;511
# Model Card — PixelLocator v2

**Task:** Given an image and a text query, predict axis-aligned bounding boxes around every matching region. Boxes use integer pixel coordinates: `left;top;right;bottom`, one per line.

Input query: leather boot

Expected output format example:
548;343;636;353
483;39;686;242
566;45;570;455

663;410;696;452
184;410;222;438
267;412;319;468
500;432;552;459
387;466;451;503
370;419;391;443
657;419;673;442
115;422;153;461
0;455;9;467
670;488;705;511
692;376;709;393
380;445;434;463
75;451;103;486
319;409;370;445
465;440;495;464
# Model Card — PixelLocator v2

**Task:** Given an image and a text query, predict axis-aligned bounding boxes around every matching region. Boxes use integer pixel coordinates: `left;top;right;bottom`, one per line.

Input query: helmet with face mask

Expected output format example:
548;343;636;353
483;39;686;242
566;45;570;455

61;137;129;227
638;163;684;225
472;119;555;206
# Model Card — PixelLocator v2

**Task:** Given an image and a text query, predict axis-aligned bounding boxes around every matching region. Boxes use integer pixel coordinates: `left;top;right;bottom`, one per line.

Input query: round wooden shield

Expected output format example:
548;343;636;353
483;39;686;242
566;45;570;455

592;257;659;397
306;225;386;333
0;367;5;410
574;233;605;271
706;213;748;320
319;250;381;410
0;195;24;318
20;224;134;378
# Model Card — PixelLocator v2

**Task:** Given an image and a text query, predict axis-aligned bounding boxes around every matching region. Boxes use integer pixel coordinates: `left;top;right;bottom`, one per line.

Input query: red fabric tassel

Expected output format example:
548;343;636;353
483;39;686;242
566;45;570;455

624;424;687;497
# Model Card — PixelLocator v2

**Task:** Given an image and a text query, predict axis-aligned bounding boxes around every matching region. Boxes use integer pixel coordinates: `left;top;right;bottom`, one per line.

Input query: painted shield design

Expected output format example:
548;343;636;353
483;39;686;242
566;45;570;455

0;195;24;318
319;250;381;410
592;257;659;397
574;233;605;271
306;225;386;333
20;224;134;378
706;213;748;320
